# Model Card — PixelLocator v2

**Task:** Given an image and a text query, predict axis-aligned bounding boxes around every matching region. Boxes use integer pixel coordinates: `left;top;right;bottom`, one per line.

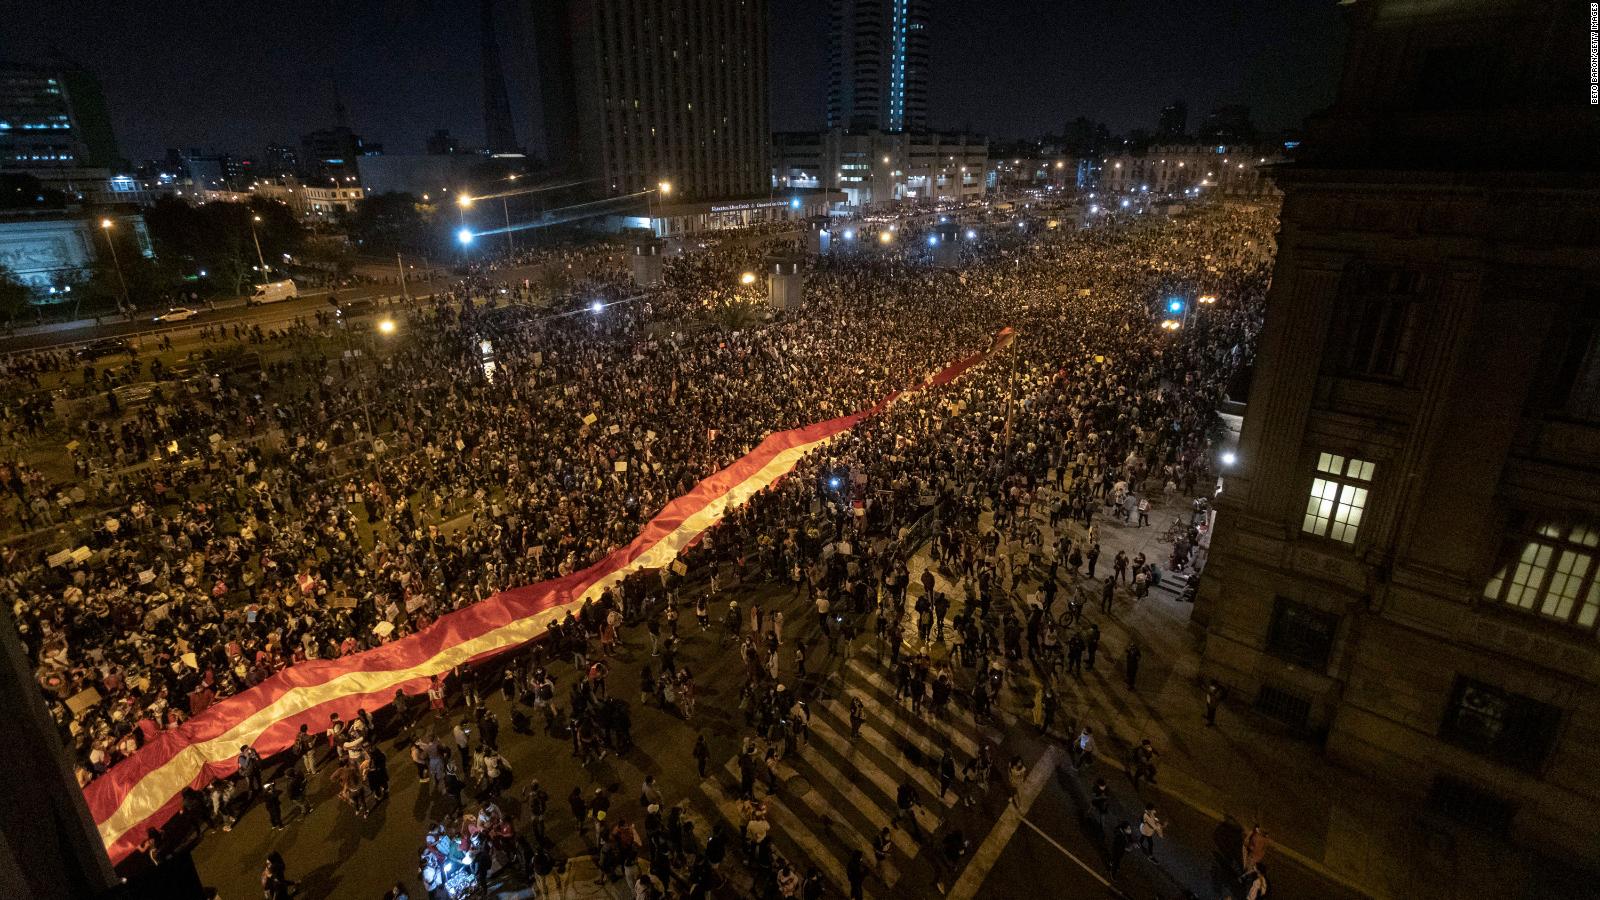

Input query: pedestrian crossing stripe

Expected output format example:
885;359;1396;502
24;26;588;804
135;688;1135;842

785;742;919;857
805;709;946;832
841;658;985;758
811;700;953;809
685;673;978;897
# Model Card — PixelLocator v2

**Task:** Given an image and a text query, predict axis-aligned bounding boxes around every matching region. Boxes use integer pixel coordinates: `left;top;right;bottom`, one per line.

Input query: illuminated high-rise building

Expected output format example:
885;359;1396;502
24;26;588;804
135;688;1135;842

0;60;122;185
526;0;770;203
827;0;929;133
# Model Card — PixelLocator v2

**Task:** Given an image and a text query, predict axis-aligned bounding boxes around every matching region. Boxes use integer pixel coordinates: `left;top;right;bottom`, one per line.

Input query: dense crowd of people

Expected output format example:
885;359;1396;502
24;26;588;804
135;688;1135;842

2;198;1273;897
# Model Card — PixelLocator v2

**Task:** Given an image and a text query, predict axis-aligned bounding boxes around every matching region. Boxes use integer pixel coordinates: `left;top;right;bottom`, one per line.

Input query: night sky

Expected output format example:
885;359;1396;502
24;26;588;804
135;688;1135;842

8;0;1346;162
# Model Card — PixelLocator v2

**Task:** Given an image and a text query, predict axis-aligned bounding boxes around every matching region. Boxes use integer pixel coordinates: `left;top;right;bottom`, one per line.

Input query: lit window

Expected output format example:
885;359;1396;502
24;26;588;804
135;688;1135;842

1483;521;1600;631
1302;452;1374;544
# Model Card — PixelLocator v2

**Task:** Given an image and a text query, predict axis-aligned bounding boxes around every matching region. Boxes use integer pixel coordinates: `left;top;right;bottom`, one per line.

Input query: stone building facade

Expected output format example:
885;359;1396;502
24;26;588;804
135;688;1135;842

1193;0;1600;859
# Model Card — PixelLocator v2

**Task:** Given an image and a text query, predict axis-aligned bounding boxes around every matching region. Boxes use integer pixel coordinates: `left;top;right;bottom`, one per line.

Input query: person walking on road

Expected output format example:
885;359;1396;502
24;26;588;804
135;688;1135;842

847;849;870;900
1124;643;1142;691
1007;756;1028;807
1205;679;1226;726
1072;726;1097;770
1138;803;1165;857
693;734;710;778
1109;822;1133;876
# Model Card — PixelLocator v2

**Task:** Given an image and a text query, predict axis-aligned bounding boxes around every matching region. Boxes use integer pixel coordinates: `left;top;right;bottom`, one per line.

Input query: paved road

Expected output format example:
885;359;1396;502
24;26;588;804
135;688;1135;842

3;229;800;355
3;276;473;354
971;763;1371;900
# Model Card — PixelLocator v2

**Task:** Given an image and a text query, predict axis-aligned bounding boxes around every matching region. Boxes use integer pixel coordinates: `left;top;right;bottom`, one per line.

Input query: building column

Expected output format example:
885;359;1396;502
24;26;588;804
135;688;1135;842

631;239;663;288
0;607;119;899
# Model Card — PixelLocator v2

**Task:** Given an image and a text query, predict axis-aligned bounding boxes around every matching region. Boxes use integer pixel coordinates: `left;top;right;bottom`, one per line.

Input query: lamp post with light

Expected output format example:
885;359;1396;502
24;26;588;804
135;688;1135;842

248;214;269;278
98;218;131;314
648;181;672;237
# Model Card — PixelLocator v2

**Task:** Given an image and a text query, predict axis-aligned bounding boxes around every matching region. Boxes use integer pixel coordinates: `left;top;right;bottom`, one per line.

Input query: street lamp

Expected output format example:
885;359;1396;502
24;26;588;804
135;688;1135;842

878;231;893;244
647;181;672;236
1198;295;1218;305
377;317;397;335
457;227;475;246
457;195;475;210
98;218;131;313
248;214;268;278
739;272;756;285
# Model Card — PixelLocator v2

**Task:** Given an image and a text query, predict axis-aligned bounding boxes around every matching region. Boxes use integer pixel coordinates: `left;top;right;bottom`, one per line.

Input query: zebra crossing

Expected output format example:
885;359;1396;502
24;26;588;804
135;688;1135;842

686;655;998;898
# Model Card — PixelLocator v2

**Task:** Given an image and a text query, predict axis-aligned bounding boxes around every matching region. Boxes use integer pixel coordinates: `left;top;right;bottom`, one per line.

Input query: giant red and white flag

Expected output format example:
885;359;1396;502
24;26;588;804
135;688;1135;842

83;329;1011;863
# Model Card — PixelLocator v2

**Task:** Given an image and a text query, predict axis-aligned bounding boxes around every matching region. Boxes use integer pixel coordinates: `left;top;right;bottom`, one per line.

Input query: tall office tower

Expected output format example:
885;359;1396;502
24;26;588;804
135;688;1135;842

1195;0;1599;861
480;0;520;155
0;60;122;180
826;0;929;133
1157;100;1187;139
527;0;769;202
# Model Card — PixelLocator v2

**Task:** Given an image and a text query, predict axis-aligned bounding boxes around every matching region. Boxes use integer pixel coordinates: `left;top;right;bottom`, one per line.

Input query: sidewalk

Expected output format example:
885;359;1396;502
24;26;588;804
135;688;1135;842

906;488;1578;900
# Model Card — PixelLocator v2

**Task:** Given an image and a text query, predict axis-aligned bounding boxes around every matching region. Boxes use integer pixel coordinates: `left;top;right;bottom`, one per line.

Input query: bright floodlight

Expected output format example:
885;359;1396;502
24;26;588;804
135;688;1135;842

1222;451;1237;466
829;477;842;489
100;218;113;229
658;181;672;195
457;195;474;209
590;300;604;313
790;197;800;209
843;229;854;240
1168;298;1185;314
965;229;976;240
1089;205;1099;213
878;231;892;244
377;318;396;335
927;235;938;246
457;227;474;245
1199;295;1218;304
740;272;757;285
1120;199;1130;208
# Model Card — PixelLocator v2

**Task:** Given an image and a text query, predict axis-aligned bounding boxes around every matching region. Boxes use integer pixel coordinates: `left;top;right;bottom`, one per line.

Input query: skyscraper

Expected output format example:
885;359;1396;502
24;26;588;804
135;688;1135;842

526;0;769;203
480;0;520;155
0;60;123;182
1157;100;1187;139
827;0;930;133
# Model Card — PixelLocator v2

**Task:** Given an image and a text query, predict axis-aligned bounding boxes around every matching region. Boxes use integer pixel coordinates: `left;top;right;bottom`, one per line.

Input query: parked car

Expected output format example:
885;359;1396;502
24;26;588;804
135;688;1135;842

74;338;131;361
153;306;199;323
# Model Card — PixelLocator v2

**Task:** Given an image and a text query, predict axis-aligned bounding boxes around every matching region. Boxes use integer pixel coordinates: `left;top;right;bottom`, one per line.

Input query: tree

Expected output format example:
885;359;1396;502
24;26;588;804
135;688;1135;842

142;196;304;295
349;192;441;255
0;264;34;324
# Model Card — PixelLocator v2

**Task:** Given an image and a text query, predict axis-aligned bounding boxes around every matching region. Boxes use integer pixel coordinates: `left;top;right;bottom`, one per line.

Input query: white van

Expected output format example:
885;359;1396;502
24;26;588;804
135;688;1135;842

246;280;299;306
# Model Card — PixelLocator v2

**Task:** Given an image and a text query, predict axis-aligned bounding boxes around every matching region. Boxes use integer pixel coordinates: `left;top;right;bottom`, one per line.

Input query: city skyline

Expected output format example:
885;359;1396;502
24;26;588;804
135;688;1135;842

7;0;1346;162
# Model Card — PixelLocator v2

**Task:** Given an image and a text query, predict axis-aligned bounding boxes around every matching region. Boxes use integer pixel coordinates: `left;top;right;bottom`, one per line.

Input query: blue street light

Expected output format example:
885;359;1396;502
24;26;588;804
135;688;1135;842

790;197;801;209
1168;298;1185;314
928;234;939;246
457;227;474;246
590;300;604;313
965;229;976;240
843;229;855;240
829;477;842;489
